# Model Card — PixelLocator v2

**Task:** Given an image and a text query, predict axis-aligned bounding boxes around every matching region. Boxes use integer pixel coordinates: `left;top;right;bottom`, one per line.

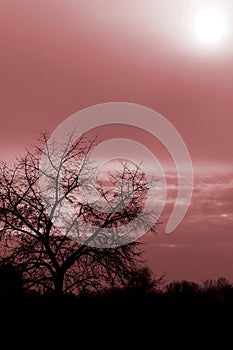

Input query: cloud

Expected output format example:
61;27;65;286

159;243;185;249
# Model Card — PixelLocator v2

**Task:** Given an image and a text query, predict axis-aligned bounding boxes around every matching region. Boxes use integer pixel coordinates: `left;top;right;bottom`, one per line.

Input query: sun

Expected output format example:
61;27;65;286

195;9;226;44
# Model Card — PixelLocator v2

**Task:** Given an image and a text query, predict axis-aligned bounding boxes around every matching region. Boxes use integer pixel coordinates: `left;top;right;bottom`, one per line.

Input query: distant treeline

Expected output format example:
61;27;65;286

1;264;233;347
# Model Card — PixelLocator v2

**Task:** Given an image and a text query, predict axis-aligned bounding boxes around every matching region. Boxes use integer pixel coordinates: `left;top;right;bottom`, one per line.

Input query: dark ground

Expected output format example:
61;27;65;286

1;284;233;348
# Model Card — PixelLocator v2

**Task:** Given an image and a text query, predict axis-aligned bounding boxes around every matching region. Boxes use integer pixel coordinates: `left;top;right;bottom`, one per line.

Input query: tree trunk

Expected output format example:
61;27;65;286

54;272;64;295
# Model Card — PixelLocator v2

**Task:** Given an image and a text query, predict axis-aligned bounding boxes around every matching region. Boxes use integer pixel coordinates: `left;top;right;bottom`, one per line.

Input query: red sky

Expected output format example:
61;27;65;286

1;0;233;282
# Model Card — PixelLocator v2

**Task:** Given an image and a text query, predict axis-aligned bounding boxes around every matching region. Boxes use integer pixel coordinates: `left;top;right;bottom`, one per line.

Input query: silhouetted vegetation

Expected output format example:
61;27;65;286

0;136;232;345
1;271;233;346
0;263;23;299
0;134;159;295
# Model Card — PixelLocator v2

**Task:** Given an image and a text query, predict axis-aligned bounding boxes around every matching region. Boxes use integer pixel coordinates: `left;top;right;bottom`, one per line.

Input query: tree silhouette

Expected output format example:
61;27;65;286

126;267;165;294
0;134;159;295
166;280;200;295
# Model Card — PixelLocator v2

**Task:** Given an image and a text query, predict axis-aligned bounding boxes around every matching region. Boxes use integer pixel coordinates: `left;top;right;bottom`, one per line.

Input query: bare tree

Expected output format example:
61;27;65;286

0;134;159;295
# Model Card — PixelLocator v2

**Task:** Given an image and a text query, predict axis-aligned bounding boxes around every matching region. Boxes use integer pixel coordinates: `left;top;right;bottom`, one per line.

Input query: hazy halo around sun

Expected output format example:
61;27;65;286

194;8;226;44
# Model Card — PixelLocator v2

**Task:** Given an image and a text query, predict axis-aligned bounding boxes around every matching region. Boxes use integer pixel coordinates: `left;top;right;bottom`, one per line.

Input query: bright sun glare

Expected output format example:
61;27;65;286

195;9;226;44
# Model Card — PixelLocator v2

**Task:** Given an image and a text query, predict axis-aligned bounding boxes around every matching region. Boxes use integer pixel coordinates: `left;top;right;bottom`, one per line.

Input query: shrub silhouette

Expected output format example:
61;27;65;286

0;263;23;298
